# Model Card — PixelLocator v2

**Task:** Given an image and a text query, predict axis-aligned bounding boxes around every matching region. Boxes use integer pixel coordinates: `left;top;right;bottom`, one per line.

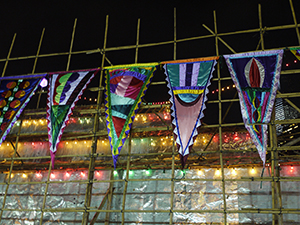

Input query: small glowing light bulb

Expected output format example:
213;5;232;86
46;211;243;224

50;173;55;179
232;168;237;176
215;169;221;176
65;172;70;178
197;170;203;176
22;173;27;178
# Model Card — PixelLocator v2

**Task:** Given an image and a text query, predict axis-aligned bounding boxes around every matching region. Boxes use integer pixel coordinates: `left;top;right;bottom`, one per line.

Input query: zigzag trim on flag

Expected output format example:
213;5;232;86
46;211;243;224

47;70;98;167
0;77;45;146
164;60;216;157
224;50;283;166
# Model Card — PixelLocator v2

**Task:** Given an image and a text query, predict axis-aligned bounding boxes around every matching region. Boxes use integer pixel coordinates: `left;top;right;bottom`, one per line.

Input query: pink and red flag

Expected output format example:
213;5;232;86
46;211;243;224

162;57;218;168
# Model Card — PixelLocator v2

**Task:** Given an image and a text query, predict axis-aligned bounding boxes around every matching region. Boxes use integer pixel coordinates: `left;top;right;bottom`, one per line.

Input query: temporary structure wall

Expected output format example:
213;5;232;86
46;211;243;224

1;2;300;224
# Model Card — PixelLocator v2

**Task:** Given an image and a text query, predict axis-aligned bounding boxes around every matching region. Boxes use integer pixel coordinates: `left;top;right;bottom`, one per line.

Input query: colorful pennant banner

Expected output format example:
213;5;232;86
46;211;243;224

224;50;283;165
47;69;99;167
104;64;157;168
0;74;46;146
162;57;218;168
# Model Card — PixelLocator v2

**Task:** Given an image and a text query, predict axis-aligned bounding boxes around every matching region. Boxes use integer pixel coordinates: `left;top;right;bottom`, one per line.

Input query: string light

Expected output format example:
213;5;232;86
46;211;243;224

113;171;118;176
129;170;134;176
80;172;86;177
145;169;151;176
232;168;237;176
197;170;203;176
215;169;221;176
22;173;27;178
65;172;70;178
36;172;42;178
95;171;101;177
250;167;256;175
50;173;55;179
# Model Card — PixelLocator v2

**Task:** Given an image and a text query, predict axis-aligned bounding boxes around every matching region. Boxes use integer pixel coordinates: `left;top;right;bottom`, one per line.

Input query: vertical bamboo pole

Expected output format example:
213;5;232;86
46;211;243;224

66;18;77;71
214;10;227;225
269;110;283;225
121;132;132;225
289;0;300;45
32;28;45;74
1;33;16;77
174;8;177;60
258;4;265;50
38;161;52;225
104;172;114;225
34;28;46;109
169;135;175;225
0;120;22;222
82;15;109;225
135;19;140;63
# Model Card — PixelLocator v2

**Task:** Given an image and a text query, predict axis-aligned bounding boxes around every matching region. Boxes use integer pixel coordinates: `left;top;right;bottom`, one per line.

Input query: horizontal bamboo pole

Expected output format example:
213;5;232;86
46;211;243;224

2;174;300;187
1;144;300;163
2;207;300;215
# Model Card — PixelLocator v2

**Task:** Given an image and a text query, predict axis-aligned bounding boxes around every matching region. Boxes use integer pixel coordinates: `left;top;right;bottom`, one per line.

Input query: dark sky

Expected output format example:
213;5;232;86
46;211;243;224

0;1;299;120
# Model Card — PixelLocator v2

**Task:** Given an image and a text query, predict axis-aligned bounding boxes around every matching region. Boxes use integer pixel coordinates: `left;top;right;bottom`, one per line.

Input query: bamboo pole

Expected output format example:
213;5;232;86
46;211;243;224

66;18;77;71
34;28;46;109
272;111;283;225
3;174;300;187
169;134;176;225
1;33;16;77
38;161;52;225
121;132;132;225
82;15;109;225
174;8;177;60
258;4;265;50
289;0;300;45
269;110;277;225
104;172;114;225
1;22;300;66
2;207;300;215
0;120;22;222
135;19;140;63
89;188;111;225
213;10;228;225
32;28;45;74
202;24;236;54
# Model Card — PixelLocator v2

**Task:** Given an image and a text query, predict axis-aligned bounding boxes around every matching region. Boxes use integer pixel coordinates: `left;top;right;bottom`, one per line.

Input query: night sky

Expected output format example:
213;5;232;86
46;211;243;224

0;1;299;123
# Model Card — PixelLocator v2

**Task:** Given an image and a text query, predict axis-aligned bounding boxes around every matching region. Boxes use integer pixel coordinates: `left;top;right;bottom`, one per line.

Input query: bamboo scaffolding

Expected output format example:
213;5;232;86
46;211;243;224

1;2;300;224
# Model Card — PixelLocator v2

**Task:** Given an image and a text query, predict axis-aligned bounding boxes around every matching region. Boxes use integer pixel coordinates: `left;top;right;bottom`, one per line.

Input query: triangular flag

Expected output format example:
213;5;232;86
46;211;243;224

47;69;99;167
0;74;46;145
290;47;300;61
162;57;218;168
104;63;157;168
224;50;283;166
